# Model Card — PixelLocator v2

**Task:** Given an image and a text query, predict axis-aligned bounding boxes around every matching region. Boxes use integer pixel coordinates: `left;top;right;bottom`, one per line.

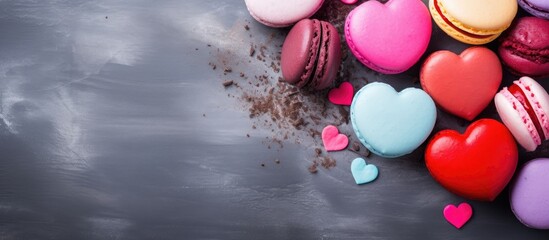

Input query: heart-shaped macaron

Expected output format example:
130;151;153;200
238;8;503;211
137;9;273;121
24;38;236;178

425;119;518;201
351;158;378;185
328;82;354;106
345;0;431;74
444;203;473;229
322;125;349;151
420;47;502;121
351;82;436;158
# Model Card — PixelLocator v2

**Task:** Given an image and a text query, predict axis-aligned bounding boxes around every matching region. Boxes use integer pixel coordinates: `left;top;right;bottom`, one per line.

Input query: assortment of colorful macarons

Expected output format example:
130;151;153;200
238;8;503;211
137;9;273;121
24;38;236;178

244;0;549;229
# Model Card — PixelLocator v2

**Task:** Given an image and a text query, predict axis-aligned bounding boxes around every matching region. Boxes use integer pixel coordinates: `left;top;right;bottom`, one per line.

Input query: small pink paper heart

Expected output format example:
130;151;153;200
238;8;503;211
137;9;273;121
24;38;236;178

328;82;354;106
443;203;473;229
322;125;349;151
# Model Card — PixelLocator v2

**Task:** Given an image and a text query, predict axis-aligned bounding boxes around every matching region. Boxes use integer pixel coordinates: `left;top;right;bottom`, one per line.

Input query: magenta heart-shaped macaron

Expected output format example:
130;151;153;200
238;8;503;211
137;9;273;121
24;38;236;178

345;0;431;74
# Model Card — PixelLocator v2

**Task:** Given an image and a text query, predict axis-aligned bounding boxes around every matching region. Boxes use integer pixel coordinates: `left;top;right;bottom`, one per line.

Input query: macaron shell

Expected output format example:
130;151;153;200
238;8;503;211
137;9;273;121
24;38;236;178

440;0;517;33
345;0;431;74
244;0;324;27
311;21;341;90
519;0;549;20
281;19;320;87
429;0;502;45
518;77;549;138
495;90;539;152
510;158;549;229
498;17;549;77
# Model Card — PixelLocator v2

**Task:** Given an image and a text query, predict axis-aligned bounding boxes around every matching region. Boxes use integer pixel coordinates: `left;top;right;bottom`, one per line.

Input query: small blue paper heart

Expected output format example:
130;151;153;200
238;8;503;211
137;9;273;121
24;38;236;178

351;158;378;185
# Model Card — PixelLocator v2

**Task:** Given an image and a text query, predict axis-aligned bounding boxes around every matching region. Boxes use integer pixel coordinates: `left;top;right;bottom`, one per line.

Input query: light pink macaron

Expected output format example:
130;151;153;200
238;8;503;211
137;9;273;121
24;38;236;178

345;0;431;74
244;0;324;28
495;77;549;151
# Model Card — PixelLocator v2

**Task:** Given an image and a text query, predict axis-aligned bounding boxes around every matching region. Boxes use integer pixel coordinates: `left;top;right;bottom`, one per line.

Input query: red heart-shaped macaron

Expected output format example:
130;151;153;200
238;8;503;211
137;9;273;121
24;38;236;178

425;119;518;201
420;47;502;121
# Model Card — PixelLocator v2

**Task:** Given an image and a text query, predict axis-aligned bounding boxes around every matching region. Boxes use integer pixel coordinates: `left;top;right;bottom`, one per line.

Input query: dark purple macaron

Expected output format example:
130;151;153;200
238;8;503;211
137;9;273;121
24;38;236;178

498;17;549;78
281;19;341;90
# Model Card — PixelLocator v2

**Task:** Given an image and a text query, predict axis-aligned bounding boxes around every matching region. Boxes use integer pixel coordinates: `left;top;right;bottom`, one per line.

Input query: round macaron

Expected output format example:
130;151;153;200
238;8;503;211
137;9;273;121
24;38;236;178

494;77;549;151
498;17;549;78
429;0;517;45
281;19;341;90
244;0;324;28
518;0;549;20
345;0;431;74
510;158;549;229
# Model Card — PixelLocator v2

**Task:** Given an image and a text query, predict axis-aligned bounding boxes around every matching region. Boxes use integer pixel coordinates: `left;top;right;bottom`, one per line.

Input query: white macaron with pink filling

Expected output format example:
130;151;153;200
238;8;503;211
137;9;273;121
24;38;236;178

494;77;549;151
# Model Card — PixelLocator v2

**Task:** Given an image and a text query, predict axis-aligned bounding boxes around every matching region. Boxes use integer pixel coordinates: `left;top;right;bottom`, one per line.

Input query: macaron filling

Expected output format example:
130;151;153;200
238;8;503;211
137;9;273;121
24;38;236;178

508;83;545;141
433;0;494;39
305;21;324;89
500;39;549;64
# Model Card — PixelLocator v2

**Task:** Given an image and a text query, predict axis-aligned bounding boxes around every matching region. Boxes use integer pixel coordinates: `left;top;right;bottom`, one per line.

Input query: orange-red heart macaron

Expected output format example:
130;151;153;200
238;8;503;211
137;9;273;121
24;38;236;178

420;47;502;121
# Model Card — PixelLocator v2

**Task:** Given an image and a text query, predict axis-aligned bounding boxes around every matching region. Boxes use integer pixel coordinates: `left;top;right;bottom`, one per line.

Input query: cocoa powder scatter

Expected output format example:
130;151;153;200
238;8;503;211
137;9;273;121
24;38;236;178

320;156;336;169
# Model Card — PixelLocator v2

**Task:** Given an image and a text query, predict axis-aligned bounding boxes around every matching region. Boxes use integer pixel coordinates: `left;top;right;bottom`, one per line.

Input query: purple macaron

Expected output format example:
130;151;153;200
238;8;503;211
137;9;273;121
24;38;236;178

510;158;549;229
498;17;549;77
519;0;549;20
281;19;342;90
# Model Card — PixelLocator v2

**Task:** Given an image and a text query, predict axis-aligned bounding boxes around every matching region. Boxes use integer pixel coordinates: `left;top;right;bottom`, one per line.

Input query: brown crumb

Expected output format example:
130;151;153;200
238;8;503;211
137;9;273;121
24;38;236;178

246;134;250;138
275;159;280;164
320;156;336;169
351;141;360;152
249;45;256;57
308;161;319;174
261;163;265;167
315;148;322;156
222;80;234;87
244;24;250;31
223;67;232;74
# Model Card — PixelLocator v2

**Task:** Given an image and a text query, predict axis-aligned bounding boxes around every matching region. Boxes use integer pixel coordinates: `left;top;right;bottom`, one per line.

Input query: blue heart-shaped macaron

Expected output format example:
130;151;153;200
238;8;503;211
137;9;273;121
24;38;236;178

351;158;378;185
350;82;436;158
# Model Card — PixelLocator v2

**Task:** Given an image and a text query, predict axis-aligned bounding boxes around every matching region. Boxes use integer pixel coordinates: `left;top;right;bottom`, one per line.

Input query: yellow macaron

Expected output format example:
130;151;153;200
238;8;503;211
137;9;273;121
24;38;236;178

429;0;517;45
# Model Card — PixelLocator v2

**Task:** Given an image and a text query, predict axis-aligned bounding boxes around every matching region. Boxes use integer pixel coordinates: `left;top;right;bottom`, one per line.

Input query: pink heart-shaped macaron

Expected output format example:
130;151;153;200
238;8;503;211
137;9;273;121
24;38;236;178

322;125;349;151
328;82;354;106
443;203;473;229
345;0;431;74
